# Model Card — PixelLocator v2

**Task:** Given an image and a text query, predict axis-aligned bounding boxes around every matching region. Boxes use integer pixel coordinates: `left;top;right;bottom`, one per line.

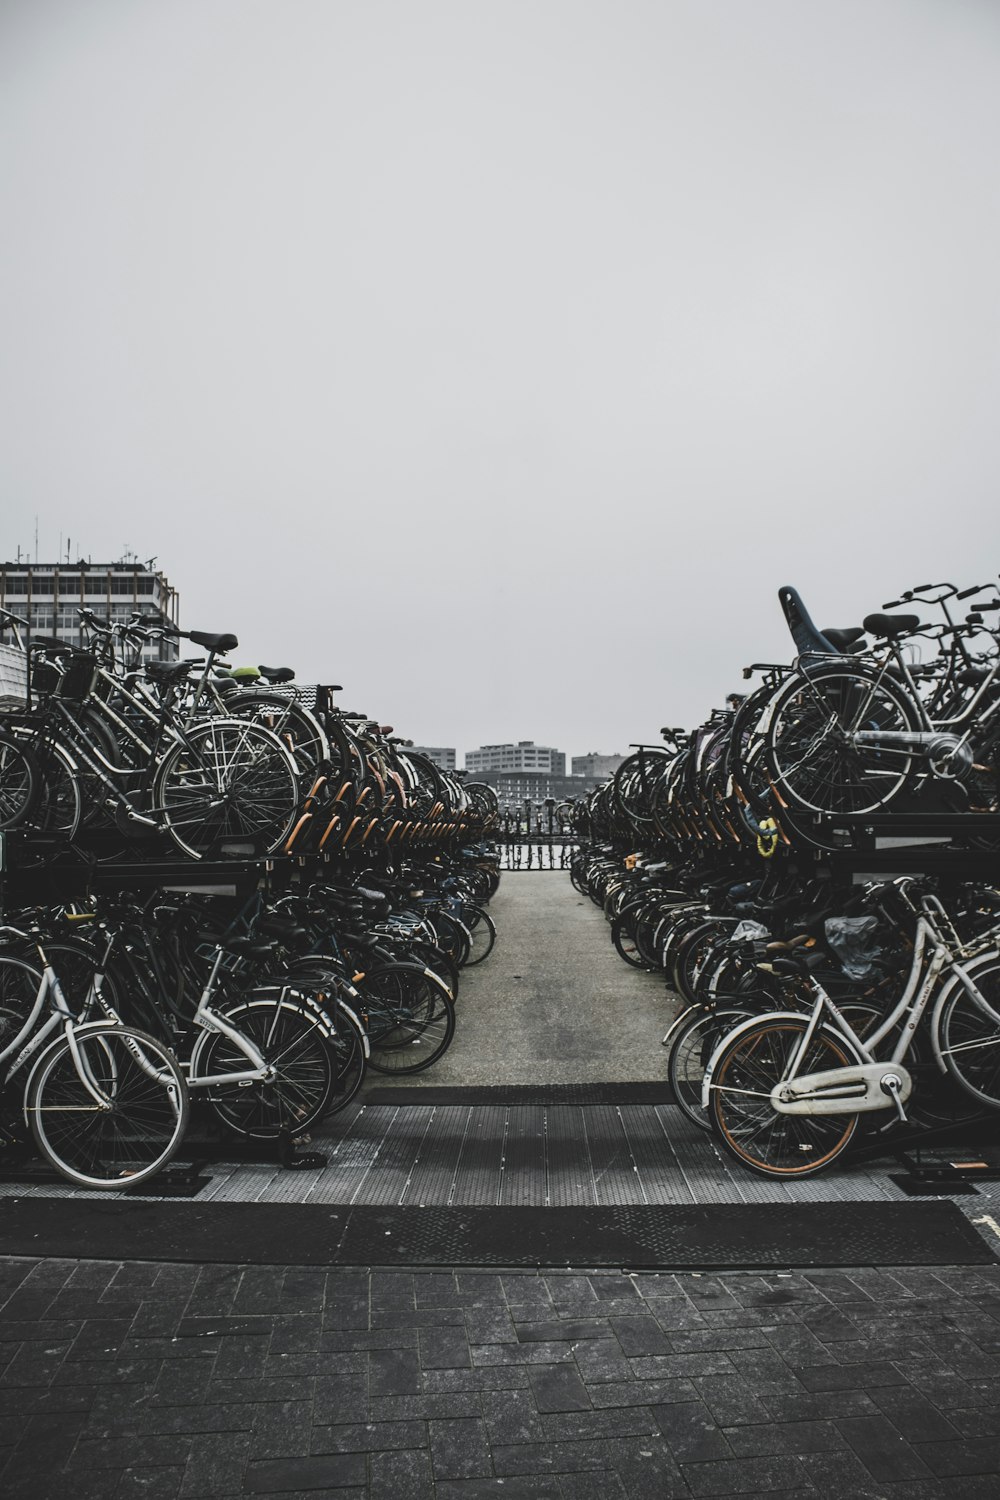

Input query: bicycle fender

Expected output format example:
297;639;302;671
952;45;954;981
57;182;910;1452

330;997;371;1058
661;1003;697;1048
700;1009;807;1110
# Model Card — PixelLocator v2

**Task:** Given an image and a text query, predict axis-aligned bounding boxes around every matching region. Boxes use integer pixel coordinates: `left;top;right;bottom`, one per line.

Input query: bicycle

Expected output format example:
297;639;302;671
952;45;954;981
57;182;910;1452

701;882;1000;1177
6;627;302;858
0;919;189;1188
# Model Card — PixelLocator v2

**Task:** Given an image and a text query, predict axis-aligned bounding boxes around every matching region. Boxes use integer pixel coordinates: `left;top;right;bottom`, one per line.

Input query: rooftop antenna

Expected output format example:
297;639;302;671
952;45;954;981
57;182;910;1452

34;516;38;564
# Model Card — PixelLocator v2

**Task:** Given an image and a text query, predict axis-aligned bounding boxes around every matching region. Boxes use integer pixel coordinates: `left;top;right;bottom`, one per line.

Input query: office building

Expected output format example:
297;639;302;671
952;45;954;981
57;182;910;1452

465;741;566;777
571;752;626;779
0;556;180;660
408;746;456;772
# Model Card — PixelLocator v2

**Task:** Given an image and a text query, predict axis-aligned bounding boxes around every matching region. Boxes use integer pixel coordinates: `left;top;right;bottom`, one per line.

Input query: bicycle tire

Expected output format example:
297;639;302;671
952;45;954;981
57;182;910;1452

668;1006;754;1130
223;691;330;774
707;1015;861;1178
937;957;1000;1109
195;994;336;1139
324;996;369;1114
155;718;299;859
358;964;456;1074
611;905;650;969
0;954;45;1053
764;667;918;817
425;912;472;969
408;938;460;999
461;904;496;966
26;1023;189;1189
0;731;38;831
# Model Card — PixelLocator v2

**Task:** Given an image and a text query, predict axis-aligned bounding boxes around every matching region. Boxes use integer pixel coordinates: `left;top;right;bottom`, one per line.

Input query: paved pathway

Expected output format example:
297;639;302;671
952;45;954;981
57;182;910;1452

4;1255;1000;1497
368;872;671;1087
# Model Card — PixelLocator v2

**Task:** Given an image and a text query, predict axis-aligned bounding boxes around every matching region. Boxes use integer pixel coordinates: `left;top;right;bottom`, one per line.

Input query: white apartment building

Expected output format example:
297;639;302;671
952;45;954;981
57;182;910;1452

0;557;180;660
571;752;626;779
409;746;457;772
465;741;566;776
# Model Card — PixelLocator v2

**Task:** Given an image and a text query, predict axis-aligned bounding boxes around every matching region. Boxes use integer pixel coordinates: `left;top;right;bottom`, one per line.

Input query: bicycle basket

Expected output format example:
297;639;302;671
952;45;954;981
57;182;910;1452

30;655;62;697
0;641;28;711
56;651;99;702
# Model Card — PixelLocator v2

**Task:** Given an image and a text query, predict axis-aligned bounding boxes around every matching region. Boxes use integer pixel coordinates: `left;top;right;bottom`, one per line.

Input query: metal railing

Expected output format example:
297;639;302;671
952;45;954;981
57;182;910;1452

497;799;580;870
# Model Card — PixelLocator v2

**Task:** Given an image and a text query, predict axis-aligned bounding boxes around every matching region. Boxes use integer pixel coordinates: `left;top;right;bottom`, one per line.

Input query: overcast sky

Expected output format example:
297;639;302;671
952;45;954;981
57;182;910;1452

2;0;999;761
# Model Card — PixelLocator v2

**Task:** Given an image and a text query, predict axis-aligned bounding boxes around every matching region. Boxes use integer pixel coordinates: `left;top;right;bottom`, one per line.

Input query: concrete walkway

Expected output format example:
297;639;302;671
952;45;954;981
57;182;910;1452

371;872;673;1088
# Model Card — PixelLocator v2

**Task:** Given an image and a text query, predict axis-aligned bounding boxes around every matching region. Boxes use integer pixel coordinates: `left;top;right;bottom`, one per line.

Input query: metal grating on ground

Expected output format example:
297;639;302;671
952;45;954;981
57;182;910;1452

7;1100;1000;1211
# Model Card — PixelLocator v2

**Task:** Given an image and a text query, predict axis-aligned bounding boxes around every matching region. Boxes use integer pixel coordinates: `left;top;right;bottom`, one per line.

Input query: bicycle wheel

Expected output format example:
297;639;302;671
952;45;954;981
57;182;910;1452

707;1016;861;1177
673;920;732;1004
25;740;82;839
324;996;369;1114
0;731;38;830
408;938;460;999
0;954;44;1051
425;912;471;969
223;691;330;774
359;964;456;1074
764;668;917;817
612;905;649;969
668;1007;754;1130
937;958;1000;1109
156;718;299;859
461;904;496;966
195;995;336;1139
26;1023;189;1189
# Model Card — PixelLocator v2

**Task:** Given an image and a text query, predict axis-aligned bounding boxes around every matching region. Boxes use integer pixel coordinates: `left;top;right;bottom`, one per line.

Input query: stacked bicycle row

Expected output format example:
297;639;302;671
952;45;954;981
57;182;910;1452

0;849;500;1189
572;575;1000;1177
581;579;1000;863
574;843;1000;1177
0;604;498;865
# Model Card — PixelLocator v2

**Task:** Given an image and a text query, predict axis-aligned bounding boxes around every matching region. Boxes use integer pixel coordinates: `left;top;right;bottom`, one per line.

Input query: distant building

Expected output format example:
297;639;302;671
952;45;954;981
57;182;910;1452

465;741;566;777
571;752;626;779
471;769;607;809
0;557;180;661
409;745;456;772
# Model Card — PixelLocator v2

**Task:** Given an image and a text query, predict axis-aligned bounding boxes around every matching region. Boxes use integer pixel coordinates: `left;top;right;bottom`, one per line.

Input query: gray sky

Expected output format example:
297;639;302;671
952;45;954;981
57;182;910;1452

3;0;999;761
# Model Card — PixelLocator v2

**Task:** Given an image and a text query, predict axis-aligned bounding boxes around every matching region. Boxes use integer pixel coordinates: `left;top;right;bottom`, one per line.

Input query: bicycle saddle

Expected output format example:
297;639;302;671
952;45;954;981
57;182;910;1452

258;665;295;683
862;612;922;638
764;951;827;977
820;626;866;651
188;630;238;653
356;886;391;908
146;659;198;681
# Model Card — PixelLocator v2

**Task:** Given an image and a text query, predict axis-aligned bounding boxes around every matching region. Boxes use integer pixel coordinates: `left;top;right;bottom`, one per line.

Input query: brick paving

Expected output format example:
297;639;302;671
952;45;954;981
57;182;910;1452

5;1255;1000;1497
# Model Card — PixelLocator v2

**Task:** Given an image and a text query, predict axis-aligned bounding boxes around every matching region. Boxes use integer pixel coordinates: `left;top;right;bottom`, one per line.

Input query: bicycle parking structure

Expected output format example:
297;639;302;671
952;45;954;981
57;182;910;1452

0;602;502;1190
574;577;1000;1185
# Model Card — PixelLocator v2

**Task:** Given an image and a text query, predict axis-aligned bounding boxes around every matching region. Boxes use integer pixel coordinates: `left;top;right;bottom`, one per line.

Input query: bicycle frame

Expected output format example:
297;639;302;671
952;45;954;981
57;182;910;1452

701;900;1000;1118
183;949;272;1088
1;937;178;1113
